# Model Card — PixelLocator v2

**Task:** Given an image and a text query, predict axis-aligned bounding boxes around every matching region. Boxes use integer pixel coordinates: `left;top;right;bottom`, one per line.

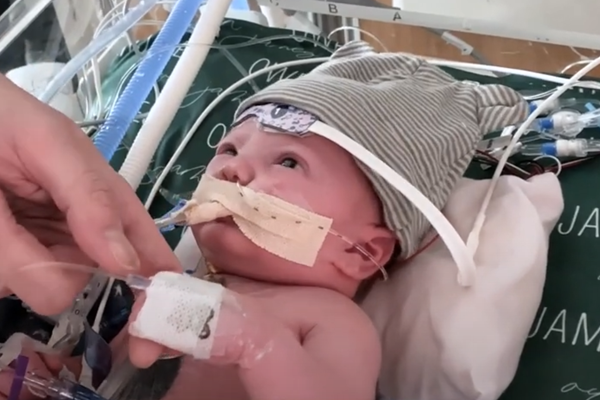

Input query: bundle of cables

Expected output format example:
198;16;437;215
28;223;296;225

472;148;597;179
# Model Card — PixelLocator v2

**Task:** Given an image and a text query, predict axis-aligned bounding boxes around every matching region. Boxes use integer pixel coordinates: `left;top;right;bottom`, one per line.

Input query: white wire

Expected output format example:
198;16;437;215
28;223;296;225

327;26;388;52
119;0;233;190
146;50;600;209
87;1;133;119
429;59;600;90
561;59;591;75
76;0;176;385
466;54;600;254
81;0;177;120
534;155;563;176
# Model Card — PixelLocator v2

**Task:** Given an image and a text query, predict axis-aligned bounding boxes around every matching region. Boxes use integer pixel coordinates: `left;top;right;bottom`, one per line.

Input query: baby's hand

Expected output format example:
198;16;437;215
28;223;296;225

0;350;80;400
126;273;275;369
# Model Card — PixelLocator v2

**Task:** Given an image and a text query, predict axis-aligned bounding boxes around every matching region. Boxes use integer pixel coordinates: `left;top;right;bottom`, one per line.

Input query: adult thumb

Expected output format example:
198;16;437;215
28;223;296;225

60;172;141;274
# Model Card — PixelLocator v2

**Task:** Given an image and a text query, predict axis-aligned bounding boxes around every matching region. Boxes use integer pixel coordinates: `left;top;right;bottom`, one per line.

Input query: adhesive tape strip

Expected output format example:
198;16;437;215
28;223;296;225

129;272;224;359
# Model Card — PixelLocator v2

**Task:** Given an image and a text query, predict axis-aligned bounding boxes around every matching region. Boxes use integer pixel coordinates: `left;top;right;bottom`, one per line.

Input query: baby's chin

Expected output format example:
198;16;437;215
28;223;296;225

190;222;320;285
191;222;280;279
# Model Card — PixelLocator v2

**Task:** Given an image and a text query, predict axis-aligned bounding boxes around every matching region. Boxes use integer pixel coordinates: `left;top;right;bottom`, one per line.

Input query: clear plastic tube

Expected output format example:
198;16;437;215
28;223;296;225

38;0;162;104
520;138;600;158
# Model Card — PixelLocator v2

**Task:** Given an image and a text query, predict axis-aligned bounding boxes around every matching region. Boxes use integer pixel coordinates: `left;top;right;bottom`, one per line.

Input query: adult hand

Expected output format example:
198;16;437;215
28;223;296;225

0;74;180;317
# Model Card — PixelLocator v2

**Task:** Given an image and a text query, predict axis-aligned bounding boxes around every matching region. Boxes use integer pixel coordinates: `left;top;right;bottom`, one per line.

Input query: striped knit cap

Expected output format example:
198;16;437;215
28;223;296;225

235;41;528;259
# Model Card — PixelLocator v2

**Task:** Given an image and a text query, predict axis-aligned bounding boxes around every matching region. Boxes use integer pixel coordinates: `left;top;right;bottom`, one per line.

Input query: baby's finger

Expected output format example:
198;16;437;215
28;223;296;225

128;337;166;368
127;293;183;367
126;294;164;367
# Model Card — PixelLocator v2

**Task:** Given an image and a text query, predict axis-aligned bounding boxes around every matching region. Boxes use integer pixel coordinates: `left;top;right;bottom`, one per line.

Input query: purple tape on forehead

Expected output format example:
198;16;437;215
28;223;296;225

234;103;318;136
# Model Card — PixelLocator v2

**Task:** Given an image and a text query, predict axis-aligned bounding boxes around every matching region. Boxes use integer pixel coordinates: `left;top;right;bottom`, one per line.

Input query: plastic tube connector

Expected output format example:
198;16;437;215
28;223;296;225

541;142;558;156
534;110;585;138
554;139;587;157
529;98;560;115
537;117;554;130
125;274;152;291
521;139;595;158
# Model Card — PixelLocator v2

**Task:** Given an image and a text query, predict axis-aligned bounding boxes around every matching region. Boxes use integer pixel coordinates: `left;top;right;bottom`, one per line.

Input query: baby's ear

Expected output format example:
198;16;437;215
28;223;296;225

337;226;397;281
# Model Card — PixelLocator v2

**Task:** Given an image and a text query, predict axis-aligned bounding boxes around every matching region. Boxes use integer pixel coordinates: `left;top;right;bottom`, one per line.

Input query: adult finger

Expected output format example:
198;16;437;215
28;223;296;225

8;92;178;276
2;77;178;276
111;177;181;275
0;191;87;315
4;81;140;276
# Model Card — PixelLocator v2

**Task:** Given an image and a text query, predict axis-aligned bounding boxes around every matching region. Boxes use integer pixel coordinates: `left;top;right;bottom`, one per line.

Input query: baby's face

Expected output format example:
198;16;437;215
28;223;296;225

192;119;388;287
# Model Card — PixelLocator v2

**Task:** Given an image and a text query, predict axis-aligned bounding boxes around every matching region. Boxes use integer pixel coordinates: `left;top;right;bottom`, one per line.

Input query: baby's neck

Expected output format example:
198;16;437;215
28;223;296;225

202;261;358;298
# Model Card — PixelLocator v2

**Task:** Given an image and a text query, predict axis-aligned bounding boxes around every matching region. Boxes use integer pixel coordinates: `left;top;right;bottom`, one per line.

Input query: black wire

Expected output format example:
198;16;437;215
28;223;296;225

472;156;531;179
516;160;546;176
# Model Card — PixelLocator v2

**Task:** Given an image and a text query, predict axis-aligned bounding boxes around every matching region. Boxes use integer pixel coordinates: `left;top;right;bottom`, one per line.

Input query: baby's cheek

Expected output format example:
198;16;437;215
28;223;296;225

204;158;225;176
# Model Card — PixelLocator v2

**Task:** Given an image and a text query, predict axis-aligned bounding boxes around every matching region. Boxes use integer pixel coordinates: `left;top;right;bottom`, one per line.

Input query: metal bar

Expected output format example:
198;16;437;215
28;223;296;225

255;0;600;51
52;0;101;59
0;0;53;54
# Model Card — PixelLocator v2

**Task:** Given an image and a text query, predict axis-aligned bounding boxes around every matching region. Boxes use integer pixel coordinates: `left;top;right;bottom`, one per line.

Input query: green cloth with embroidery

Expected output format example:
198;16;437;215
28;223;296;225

101;19;600;400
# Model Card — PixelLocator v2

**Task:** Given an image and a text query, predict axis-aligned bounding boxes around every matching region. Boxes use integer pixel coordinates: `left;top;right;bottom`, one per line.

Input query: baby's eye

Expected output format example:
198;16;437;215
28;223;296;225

279;157;298;169
219;145;237;156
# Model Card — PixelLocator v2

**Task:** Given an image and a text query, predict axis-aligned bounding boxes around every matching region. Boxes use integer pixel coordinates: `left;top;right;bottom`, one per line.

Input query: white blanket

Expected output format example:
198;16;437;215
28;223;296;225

362;174;564;400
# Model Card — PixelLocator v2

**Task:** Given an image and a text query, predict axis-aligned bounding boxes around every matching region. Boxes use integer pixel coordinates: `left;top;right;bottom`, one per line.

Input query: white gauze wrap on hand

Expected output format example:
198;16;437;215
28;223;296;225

129;271;224;359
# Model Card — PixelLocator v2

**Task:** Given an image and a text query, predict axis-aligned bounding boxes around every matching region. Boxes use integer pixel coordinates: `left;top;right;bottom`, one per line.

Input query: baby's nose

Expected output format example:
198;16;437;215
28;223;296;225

219;159;255;186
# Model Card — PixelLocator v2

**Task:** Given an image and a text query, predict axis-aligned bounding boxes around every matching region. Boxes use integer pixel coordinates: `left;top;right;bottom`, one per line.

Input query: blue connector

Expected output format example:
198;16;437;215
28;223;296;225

540;142;558;156
158;199;188;233
536;118;554;131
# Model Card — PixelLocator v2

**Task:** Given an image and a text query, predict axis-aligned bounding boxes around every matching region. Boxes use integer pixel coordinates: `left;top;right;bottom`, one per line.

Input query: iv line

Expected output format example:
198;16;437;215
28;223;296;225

467;54;600;254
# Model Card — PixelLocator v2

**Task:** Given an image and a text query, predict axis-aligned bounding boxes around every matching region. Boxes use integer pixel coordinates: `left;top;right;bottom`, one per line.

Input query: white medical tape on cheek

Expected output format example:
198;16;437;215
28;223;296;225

182;175;333;267
129;271;224;359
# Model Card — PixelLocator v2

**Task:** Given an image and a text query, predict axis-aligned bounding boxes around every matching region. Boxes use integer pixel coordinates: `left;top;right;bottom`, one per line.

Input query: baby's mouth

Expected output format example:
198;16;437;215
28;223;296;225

214;215;234;225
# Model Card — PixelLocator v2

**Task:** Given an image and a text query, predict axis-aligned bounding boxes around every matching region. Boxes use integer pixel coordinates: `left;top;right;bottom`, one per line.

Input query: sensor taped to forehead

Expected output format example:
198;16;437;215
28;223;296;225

233;103;318;136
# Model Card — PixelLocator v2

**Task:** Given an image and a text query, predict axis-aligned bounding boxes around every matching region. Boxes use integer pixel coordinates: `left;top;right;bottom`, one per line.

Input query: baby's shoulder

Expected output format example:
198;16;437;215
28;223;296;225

274;285;359;310
271;286;374;330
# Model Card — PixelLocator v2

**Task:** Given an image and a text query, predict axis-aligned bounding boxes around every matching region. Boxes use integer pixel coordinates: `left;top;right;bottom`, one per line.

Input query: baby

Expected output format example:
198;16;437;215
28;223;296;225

0;41;528;400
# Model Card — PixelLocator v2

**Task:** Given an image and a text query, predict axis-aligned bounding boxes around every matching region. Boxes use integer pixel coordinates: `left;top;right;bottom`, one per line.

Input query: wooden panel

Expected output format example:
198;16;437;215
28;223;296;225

132;3;169;40
360;0;600;76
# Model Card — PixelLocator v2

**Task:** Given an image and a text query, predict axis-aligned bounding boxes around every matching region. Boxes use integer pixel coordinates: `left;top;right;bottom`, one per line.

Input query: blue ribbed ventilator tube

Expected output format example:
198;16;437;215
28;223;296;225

93;0;205;161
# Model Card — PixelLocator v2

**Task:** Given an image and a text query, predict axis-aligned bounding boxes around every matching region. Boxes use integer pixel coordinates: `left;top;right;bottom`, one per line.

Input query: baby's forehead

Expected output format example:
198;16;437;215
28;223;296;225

225;119;341;154
234;103;318;136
